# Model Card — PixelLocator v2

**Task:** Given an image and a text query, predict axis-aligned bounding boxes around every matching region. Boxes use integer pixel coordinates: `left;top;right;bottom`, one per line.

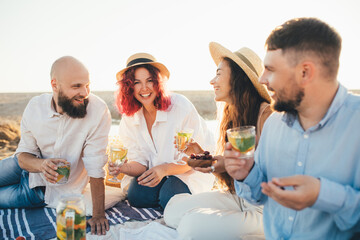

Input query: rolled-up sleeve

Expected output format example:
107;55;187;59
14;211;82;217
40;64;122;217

15;101;41;157
82;107;111;178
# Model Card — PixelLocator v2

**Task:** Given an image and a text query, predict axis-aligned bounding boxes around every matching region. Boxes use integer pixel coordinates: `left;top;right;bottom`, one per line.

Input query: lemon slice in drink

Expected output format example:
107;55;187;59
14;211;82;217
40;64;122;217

118;148;128;160
228;133;255;153
56;174;65;182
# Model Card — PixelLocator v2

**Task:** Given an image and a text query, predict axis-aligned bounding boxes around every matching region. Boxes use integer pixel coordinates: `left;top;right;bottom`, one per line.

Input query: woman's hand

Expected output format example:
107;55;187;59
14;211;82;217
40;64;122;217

137;165;166;187
174;137;204;155
194;155;226;174
184;140;204;155
108;162;121;176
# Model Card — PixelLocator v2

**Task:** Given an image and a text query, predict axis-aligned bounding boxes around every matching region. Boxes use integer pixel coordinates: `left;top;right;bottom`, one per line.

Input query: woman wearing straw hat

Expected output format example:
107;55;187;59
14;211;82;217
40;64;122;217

164;42;273;239
108;53;215;209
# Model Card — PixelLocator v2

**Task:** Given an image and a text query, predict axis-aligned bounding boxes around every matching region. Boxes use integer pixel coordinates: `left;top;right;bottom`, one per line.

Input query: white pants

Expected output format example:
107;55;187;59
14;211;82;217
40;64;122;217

164;191;264;240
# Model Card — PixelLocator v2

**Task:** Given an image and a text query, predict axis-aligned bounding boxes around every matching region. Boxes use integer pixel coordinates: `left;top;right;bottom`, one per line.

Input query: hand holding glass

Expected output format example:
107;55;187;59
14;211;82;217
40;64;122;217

175;128;194;165
226;126;256;158
55;162;71;184
108;145;128;183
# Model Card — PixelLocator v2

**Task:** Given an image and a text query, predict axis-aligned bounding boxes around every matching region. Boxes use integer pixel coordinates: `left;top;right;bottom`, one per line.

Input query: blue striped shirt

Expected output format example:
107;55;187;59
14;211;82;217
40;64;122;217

235;84;360;240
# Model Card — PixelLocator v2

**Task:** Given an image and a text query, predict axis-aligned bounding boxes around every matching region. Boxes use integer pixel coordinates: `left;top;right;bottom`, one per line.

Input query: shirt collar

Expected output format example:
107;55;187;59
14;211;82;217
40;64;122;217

282;83;348;130
318;84;347;127
47;94;61;118
133;107;168;125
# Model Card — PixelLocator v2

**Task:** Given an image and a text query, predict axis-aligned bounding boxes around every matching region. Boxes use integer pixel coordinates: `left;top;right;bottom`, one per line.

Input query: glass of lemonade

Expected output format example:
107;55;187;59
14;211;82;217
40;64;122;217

56;194;86;240
56;162;71;184
226;126;256;158
108;145;128;183
175;128;194;165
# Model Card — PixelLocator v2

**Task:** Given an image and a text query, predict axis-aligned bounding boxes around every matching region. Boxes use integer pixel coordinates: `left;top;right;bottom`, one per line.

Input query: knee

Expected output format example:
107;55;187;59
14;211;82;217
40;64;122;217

0;155;20;168
127;177;161;208
164;193;191;228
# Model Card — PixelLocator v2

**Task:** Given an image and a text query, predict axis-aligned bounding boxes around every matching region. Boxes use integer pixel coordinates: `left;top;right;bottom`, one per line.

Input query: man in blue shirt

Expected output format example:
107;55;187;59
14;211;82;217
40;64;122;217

224;17;360;239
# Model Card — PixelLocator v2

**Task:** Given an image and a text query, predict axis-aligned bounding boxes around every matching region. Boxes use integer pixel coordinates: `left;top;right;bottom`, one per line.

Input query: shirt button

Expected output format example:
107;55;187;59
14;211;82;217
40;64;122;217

297;162;303;167
303;134;309;139
289;216;294;221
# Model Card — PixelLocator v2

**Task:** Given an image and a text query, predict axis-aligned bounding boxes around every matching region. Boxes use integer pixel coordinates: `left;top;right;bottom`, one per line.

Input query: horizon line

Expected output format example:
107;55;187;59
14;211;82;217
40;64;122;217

0;90;217;94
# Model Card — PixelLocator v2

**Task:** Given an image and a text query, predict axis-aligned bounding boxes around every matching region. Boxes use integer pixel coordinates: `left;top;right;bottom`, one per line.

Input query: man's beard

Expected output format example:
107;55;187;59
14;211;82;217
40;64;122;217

273;87;304;115
57;90;89;118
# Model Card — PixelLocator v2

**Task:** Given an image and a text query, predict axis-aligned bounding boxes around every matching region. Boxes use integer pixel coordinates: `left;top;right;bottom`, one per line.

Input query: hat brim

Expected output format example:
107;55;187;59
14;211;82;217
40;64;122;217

209;42;271;103
116;62;170;81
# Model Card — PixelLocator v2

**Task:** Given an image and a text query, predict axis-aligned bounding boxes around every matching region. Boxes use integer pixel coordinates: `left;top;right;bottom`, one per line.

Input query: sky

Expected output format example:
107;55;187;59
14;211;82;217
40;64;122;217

0;0;359;93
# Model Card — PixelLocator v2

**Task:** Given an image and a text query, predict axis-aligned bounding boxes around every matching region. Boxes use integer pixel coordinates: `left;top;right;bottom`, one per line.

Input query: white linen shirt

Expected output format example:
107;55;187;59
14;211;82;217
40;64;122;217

15;93;111;208
118;93;215;194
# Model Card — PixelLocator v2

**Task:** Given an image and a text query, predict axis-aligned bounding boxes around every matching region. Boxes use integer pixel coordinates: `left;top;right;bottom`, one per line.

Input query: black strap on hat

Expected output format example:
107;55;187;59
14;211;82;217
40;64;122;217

234;52;258;76
127;58;154;67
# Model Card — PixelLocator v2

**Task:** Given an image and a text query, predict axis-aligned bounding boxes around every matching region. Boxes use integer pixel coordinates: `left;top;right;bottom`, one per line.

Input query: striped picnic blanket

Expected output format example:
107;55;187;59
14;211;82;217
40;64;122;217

0;200;163;240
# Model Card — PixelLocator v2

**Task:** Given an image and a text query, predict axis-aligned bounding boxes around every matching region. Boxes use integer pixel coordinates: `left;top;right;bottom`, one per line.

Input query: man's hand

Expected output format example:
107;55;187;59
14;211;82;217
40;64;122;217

224;142;254;181
261;175;321;211
87;215;109;235
89;177;108;235
138;165;166;187
40;158;68;184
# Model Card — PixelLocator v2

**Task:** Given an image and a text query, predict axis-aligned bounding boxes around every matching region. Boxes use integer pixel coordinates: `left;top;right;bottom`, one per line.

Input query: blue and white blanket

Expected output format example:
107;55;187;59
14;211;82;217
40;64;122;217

0;200;163;240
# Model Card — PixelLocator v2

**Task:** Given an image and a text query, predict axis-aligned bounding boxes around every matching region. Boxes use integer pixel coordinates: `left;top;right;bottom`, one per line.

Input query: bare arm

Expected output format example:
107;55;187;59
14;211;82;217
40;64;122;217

87;177;109;235
157;162;192;176
18;152;44;172
18;152;67;184
137;163;191;187
108;161;147;177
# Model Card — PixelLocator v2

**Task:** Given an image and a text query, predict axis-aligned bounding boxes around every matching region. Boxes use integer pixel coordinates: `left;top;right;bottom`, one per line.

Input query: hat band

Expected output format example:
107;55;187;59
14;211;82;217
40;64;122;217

127;58;154;67
234;52;259;76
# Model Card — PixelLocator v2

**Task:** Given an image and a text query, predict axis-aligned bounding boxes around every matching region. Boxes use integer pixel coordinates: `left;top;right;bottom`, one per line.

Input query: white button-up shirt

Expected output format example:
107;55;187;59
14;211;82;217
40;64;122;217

119;93;215;194
16;93;111;208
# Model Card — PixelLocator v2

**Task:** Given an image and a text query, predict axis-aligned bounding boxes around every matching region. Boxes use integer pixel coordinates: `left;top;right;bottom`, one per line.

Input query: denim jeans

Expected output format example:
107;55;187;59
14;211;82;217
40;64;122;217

127;175;191;210
0;155;45;208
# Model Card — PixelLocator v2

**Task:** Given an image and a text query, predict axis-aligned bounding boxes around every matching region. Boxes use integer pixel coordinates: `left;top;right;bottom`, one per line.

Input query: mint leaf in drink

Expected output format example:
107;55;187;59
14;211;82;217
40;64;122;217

235;136;255;153
56;166;70;179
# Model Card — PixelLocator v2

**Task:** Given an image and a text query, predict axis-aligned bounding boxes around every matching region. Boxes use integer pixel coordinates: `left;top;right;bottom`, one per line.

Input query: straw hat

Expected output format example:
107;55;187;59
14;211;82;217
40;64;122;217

116;53;170;81
209;42;271;102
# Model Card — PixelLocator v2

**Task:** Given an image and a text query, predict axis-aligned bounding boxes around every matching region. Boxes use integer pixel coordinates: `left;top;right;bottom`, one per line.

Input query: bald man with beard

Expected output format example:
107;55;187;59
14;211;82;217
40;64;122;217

0;56;112;235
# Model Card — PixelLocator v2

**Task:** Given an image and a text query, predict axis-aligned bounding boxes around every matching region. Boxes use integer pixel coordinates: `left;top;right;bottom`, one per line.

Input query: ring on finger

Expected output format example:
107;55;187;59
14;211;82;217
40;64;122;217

210;165;215;173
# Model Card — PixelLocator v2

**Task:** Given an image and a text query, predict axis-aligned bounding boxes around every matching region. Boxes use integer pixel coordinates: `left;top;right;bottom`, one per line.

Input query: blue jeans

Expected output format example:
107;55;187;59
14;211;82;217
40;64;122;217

0;155;45;208
127;175;191;210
